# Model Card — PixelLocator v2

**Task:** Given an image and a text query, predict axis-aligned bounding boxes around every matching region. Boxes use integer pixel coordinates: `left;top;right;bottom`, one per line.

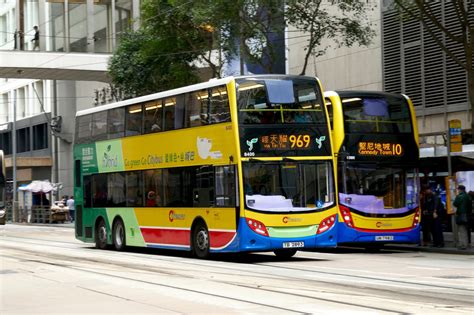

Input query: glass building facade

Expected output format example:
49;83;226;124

0;0;138;53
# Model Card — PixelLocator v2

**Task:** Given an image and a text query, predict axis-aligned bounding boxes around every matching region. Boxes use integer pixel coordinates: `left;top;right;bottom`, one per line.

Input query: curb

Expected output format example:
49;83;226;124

384;244;474;255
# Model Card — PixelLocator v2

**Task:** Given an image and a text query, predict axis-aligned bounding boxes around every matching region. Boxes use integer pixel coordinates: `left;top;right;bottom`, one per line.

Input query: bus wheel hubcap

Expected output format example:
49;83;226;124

115;225;123;246
196;230;208;250
99;226;107;242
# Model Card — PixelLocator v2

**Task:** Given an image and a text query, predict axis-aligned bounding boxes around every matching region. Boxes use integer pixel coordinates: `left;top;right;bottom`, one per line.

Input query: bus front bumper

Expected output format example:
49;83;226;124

237;217;337;252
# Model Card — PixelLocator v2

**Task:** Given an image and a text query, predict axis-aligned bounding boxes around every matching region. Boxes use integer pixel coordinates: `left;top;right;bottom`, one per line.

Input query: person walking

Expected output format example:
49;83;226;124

420;185;432;245
421;185;444;247
453;185;472;250
31;26;39;50
67;195;75;223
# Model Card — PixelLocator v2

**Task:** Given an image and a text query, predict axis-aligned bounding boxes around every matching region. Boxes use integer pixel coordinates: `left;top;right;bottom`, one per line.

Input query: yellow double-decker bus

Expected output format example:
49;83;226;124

74;75;337;258
325;91;420;248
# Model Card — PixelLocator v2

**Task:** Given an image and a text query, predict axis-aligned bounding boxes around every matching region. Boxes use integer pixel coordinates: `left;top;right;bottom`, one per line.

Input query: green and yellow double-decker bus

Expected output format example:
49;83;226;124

74;75;337;258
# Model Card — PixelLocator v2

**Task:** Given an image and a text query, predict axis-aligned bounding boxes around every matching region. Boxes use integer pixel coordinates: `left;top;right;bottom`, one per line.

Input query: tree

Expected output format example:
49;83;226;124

285;0;375;75
108;31;198;98
392;0;474;138
109;0;375;96
108;0;211;97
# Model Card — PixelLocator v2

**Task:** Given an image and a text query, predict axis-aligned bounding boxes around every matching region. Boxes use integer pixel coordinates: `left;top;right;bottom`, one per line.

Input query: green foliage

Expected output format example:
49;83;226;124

285;0;375;75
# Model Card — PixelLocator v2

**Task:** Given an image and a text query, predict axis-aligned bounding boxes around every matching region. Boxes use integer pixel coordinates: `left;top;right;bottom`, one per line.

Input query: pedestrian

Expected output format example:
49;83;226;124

31;26;39;50
468;191;474;246
420;185;444;247
67;195;75;223
13;30;18;50
453;185;472;250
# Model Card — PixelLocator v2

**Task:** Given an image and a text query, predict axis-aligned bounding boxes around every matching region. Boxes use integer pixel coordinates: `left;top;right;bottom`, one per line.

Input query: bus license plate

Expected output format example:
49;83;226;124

375;236;394;241
282;241;305;248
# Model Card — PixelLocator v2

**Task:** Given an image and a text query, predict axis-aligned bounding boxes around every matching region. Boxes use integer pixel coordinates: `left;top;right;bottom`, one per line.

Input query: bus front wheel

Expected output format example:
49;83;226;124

274;249;297;259
112;219;126;251
192;222;210;259
95;219;108;250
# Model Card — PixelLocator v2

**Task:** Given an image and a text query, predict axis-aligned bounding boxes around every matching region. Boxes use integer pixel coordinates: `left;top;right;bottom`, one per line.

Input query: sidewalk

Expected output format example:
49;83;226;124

384;232;474;255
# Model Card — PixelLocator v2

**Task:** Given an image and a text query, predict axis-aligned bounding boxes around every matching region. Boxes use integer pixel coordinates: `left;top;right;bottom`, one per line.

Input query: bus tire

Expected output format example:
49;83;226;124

365;245;382;253
112;218;126;251
95;219;108;250
192;221;210;259
274;249;297;259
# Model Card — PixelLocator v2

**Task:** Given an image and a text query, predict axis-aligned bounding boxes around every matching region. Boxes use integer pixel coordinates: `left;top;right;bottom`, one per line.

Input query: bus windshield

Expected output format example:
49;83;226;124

341;96;412;133
243;161;334;212
237;78;326;125
339;164;419;214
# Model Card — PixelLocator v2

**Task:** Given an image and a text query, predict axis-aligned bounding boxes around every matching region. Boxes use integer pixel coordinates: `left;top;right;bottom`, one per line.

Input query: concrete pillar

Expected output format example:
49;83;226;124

87;0;95;53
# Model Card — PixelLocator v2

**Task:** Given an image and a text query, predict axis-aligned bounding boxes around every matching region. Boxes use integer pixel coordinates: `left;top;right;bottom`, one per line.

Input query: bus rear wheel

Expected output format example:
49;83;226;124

95;219;108;250
113;219;126;251
274;249;297;259
192;222;210;259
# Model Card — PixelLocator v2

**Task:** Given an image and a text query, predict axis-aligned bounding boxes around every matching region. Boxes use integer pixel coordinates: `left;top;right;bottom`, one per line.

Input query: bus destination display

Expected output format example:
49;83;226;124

240;127;330;157
357;141;403;156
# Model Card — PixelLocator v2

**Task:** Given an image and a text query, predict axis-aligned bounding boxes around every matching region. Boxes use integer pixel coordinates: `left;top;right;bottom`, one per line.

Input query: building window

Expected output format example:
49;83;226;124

0;132;11;155
33;123;48;150
16;127;30;153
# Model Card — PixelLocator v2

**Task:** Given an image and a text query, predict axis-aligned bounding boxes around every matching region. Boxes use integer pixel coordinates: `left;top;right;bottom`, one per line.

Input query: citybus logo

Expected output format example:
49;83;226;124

376;221;392;228
168;210;185;222
282;216;302;224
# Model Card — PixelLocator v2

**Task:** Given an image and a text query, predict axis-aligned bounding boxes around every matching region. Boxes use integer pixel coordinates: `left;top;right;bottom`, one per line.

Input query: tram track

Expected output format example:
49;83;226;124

1;245;404;314
3;235;472;295
2;235;473;313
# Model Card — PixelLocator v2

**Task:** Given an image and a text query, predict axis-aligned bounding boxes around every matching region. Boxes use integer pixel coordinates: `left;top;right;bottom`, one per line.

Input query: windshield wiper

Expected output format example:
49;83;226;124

248;158;265;162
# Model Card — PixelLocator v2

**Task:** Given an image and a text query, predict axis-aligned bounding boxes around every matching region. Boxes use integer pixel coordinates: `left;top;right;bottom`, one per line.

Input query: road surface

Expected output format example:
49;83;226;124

1;224;473;314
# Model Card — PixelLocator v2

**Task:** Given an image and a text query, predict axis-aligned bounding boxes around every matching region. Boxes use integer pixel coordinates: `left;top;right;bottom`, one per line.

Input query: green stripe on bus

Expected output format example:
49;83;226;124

106;208;146;247
267;225;317;238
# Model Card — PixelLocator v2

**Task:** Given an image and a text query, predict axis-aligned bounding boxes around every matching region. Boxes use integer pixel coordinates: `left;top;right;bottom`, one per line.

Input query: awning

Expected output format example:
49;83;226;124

18;180;57;193
419;155;474;174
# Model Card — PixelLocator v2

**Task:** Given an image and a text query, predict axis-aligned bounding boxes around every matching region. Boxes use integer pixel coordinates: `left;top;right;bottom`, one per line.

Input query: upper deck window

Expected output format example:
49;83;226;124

342;96;412;134
126;104;143;136
144;100;163;133
76;114;92;144
237;78;325;125
108;107;125;139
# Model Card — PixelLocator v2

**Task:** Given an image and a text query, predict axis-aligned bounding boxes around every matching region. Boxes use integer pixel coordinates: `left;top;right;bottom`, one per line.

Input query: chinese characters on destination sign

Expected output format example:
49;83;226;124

261;134;311;150
358;142;403;156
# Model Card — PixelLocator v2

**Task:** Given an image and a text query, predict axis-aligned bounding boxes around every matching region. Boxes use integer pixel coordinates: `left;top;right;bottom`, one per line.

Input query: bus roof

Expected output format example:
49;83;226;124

331;90;408;100
76;76;234;117
77;75;321;117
